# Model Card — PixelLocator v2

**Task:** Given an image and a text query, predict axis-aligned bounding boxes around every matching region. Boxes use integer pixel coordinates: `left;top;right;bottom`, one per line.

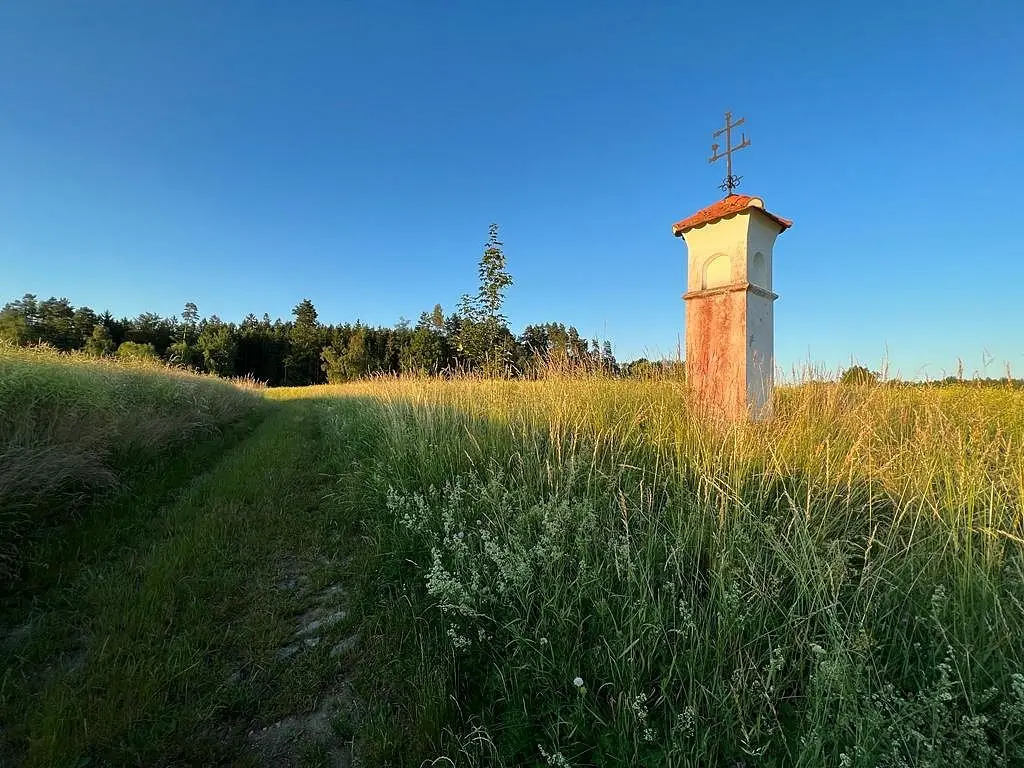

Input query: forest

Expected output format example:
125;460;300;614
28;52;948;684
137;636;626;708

0;226;653;385
3;220;1017;389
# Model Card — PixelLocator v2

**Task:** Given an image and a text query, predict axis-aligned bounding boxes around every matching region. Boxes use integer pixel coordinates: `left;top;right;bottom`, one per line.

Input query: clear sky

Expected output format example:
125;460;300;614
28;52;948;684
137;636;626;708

1;1;1021;378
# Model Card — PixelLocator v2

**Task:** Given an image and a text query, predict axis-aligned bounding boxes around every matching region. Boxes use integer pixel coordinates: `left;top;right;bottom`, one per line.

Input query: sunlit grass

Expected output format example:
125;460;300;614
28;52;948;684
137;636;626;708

3;348;1021;765
317;374;1024;766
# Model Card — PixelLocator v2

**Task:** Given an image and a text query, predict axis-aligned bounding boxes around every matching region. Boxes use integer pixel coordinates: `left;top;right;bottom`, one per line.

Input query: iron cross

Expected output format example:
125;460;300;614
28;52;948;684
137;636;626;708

708;111;751;194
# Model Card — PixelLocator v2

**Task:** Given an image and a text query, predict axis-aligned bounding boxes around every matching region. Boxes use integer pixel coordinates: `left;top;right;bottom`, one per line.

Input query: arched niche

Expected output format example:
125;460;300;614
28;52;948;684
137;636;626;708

702;254;730;289
750;251;767;288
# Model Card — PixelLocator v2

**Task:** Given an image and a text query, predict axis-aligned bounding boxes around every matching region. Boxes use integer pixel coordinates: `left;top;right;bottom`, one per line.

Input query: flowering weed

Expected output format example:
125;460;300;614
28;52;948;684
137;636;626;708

320;376;1024;766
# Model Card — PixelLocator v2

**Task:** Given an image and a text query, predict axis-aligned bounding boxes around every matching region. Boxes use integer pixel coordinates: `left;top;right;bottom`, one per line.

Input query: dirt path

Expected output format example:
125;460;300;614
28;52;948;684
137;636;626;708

1;398;369;767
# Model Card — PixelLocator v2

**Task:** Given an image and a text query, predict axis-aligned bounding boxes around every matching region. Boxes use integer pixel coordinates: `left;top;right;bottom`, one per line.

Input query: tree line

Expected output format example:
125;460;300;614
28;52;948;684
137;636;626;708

0;224;654;385
838;364;1024;389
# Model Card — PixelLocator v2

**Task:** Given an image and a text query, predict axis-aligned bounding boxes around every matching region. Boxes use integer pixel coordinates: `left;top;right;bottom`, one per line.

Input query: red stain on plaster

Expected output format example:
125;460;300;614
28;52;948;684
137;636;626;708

686;291;747;418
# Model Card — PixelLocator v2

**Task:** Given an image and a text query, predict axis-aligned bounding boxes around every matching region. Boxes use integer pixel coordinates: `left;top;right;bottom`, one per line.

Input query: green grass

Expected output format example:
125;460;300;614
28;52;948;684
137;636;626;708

3;353;1023;766
0;343;261;583
0;347;365;766
316;376;1024;767
1;396;369;766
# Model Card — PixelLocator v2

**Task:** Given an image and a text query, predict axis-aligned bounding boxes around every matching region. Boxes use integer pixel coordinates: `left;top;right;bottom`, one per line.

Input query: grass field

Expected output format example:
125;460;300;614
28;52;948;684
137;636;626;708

0;344;261;583
2;351;1023;766
1;346;363;766
323;377;1024;767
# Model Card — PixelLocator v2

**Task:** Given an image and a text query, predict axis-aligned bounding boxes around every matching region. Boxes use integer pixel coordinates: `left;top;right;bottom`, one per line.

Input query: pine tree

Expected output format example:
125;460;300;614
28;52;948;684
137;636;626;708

287;299;322;384
181;302;199;342
431;303;445;330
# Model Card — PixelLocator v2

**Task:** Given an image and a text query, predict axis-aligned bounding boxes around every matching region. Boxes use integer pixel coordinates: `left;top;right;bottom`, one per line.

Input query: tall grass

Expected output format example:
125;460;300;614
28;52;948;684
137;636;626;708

0;343;261;582
323;375;1024;766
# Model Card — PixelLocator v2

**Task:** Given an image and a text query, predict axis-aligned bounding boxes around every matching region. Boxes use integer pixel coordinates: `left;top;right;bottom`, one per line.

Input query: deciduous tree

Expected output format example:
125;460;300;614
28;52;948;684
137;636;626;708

116;341;158;361
197;318;238;376
457;224;514;372
84;324;116;357
840;365;878;386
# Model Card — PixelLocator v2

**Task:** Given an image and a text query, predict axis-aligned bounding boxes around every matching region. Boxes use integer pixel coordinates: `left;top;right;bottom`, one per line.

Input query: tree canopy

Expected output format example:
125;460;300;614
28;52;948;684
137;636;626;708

0;225;623;384
840;365;879;386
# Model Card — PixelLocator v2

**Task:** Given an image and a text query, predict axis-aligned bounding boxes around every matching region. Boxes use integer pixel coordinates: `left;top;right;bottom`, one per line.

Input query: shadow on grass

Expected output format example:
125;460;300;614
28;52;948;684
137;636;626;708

308;387;1024;767
3;385;1021;768
0;403;274;766
1;405;271;602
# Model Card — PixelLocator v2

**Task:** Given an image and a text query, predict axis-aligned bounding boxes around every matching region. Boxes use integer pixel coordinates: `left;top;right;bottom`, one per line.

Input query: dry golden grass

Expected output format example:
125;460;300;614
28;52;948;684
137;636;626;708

308;373;1024;765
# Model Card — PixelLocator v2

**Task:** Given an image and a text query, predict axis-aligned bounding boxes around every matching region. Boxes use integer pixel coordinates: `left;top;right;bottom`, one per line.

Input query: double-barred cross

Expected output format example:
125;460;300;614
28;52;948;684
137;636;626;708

708;111;751;194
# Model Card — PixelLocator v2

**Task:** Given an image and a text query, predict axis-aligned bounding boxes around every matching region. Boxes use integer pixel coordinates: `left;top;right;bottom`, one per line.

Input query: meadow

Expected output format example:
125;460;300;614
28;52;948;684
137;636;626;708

2;348;1023;766
327;376;1024;767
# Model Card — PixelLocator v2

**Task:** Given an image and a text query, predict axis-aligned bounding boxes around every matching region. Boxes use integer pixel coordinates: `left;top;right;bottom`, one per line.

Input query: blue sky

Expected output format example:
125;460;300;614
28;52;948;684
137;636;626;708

1;1;1021;378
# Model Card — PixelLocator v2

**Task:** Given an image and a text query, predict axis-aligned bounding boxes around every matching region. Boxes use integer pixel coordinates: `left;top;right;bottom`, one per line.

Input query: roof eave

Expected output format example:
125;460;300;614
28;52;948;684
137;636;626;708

750;207;793;232
672;211;736;237
672;197;792;238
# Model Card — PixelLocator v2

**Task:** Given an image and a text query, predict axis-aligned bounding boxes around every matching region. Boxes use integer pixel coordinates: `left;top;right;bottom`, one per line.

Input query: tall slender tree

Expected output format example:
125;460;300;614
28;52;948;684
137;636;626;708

478;224;512;325
287;298;322;384
181;302;199;341
457;223;514;371
431;303;445;330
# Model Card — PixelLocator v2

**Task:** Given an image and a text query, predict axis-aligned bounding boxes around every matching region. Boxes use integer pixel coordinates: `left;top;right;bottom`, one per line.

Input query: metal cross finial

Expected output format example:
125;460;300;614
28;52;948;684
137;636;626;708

708;111;751;195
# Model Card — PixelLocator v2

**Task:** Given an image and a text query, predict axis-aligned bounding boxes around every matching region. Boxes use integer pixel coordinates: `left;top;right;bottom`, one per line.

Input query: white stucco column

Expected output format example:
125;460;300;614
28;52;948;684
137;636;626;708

672;195;791;420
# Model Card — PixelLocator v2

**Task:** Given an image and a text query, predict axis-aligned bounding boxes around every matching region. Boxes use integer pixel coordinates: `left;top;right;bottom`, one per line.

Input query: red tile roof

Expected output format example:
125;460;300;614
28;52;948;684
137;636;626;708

672;194;792;236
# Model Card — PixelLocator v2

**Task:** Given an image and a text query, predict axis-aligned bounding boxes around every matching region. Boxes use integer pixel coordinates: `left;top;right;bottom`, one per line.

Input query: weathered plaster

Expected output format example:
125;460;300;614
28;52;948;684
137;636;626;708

677;204;786;419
